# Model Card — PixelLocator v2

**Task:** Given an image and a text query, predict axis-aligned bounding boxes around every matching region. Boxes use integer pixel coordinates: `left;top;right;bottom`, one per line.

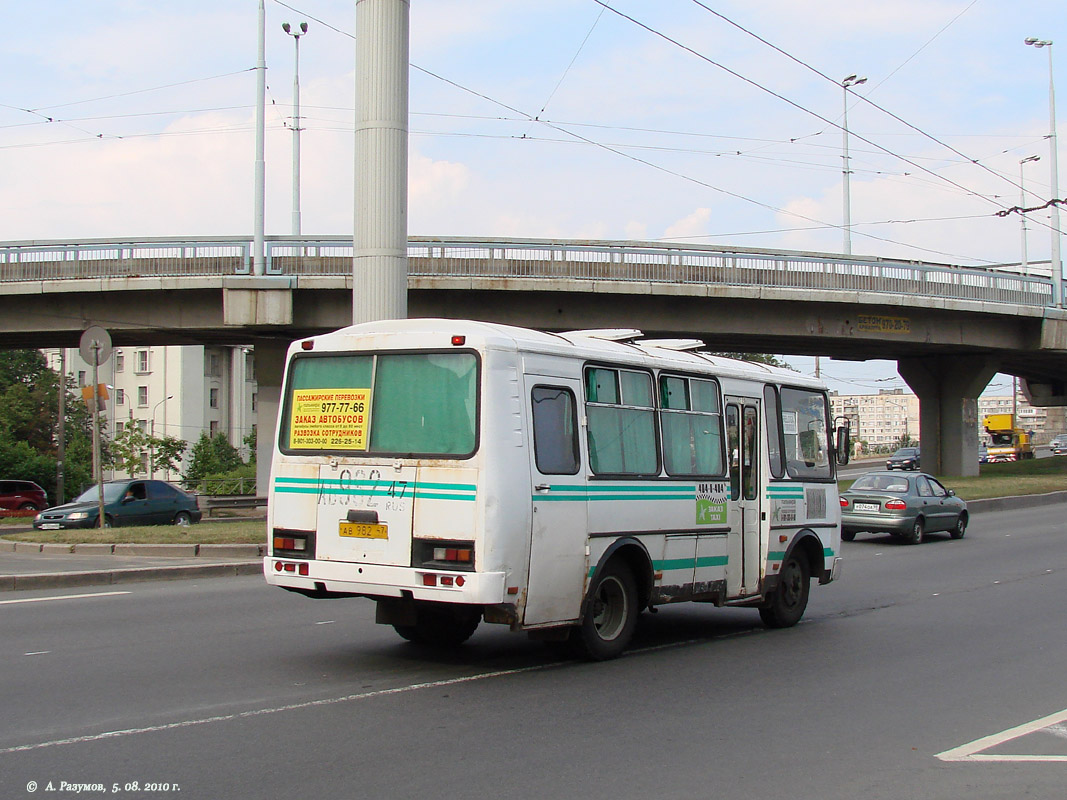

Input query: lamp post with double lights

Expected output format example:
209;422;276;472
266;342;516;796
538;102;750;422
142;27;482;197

841;74;867;256
283;22;309;236
1024;37;1061;306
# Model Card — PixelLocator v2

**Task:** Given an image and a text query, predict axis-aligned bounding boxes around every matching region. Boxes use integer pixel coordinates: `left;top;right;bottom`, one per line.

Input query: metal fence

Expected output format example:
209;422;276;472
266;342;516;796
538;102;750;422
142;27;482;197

0;235;1057;308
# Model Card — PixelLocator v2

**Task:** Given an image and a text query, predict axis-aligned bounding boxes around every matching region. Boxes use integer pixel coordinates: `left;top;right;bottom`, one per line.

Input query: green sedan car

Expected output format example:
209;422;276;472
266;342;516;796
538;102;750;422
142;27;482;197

33;479;203;529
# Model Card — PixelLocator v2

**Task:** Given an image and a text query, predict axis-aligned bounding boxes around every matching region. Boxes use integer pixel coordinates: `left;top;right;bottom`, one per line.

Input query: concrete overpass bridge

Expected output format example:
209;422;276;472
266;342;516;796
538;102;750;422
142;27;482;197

2;234;1065;478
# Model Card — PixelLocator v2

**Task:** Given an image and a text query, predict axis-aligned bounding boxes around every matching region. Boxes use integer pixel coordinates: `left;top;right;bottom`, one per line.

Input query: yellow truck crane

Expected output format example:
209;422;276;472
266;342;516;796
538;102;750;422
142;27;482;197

982;413;1033;462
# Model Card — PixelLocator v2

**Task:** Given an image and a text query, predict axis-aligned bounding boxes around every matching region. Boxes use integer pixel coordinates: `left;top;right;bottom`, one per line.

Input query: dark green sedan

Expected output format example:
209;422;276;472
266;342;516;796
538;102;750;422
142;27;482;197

33;479;203;529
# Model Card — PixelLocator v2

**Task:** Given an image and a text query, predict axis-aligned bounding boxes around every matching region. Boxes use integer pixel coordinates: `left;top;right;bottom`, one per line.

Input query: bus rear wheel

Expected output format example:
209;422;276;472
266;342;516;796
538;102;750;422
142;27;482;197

393;602;481;647
759;554;810;629
574;561;639;661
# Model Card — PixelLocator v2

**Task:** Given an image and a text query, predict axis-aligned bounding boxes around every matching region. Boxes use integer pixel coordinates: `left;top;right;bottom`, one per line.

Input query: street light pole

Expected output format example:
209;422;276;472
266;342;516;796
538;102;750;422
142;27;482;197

1025;38;1061;306
253;0;266;276
1020;155;1041;270
283;22;309;237
841;74;867;256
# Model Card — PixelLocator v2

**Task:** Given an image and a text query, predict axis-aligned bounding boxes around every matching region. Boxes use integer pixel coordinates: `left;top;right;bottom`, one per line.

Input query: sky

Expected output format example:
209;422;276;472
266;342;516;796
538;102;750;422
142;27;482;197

1;0;1062;397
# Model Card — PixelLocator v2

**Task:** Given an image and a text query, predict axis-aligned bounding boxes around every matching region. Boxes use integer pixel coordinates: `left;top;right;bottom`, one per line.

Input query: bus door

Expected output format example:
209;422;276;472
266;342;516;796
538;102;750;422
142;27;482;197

523;378;589;626
726;399;762;597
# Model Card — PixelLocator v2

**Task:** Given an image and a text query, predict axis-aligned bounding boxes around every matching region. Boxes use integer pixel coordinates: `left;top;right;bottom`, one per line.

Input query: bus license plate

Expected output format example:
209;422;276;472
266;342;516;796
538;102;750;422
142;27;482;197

853;502;880;513
339;521;388;540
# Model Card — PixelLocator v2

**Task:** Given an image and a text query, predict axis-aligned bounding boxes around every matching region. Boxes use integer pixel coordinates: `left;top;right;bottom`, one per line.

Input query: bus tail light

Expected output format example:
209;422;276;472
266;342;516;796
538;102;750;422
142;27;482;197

273;528;315;558
884;500;907;510
413;539;475;571
274;561;310;576
433;547;472;563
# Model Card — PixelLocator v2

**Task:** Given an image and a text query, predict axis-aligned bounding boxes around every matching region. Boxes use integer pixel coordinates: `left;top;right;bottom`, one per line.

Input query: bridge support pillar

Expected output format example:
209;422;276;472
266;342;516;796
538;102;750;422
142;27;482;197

898;356;997;477
254;341;288;499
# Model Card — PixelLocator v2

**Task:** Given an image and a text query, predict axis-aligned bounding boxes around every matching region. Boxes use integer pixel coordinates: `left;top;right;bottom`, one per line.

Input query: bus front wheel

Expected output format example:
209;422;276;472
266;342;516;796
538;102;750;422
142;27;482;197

393;602;481;647
759;554;810;629
575;561;639;661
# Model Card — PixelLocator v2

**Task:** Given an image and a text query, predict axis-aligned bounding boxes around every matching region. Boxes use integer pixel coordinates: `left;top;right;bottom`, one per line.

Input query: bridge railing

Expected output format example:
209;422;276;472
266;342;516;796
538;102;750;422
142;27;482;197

0;235;1056;308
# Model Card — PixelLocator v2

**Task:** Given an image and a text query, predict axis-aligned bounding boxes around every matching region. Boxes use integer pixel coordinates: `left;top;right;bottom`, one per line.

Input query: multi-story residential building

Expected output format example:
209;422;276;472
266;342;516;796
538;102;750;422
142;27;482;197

830;389;920;450
831;386;1064;451
44;344;258;481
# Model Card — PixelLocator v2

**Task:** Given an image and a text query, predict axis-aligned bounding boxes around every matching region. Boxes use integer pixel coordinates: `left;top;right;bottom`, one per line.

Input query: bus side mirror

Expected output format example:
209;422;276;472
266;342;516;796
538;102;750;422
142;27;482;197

834;420;851;466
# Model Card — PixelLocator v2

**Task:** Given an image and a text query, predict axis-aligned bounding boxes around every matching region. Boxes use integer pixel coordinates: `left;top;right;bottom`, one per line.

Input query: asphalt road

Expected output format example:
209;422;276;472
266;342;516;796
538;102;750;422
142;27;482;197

2;503;1065;799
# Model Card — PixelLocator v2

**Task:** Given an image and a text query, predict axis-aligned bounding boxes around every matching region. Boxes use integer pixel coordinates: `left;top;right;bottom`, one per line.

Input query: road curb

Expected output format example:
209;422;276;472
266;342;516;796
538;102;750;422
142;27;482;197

966;490;1067;514
1;561;263;592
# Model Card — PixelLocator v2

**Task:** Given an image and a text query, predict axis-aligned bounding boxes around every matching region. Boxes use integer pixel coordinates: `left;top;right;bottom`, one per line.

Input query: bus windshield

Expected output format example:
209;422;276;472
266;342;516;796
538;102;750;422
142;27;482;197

280;351;478;457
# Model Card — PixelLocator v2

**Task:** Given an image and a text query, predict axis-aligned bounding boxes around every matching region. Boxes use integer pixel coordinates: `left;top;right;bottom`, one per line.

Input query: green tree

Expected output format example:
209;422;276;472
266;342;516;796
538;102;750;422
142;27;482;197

0;350;96;502
152;434;188;476
243;428;257;465
184;432;245;482
712;352;795;369
106;425;188;479
109;423;150;479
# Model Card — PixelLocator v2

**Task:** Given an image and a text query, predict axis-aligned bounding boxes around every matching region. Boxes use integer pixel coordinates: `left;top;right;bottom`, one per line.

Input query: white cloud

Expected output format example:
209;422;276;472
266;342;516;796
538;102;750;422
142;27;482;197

663;208;713;240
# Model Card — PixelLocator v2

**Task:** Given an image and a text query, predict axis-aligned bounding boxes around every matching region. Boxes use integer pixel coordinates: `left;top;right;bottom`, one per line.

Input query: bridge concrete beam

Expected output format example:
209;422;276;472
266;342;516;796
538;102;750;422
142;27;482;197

898;356;998;477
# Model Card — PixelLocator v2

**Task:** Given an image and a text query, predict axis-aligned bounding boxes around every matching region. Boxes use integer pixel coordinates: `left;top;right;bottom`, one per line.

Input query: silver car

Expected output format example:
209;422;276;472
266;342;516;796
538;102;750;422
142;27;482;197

840;471;967;545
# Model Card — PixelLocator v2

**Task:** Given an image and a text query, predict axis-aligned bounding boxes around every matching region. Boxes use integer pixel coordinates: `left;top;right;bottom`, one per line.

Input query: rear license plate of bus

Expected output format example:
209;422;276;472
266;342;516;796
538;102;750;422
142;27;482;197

339;521;388;540
853;502;880;513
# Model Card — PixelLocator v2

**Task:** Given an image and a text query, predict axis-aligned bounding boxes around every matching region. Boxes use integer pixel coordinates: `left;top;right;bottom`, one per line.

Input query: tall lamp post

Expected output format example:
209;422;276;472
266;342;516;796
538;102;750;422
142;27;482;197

283;22;309;236
150;395;173;479
841;74;867;256
1020;155;1041;270
1025;38;1061;307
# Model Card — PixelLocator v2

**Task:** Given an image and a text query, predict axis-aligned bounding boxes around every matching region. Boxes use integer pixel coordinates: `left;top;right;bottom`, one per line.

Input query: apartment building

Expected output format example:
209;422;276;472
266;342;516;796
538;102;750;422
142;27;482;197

44;344;258;480
830;387;1065;450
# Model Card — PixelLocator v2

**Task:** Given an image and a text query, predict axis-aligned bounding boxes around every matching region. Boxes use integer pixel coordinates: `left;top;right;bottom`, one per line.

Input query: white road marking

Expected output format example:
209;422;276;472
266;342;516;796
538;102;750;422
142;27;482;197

0;661;571;755
23;651;51;657
0;591;131;606
936;707;1067;762
0;624;765;755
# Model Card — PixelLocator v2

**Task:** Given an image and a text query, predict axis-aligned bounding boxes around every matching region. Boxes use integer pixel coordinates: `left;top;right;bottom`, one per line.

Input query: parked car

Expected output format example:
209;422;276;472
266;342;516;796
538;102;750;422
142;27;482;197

33;479;202;529
0;480;49;512
841;471;967;545
885;447;921;470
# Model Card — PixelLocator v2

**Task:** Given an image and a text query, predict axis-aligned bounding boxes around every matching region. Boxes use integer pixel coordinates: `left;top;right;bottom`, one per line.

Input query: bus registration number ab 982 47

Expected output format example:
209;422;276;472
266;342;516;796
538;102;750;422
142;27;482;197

339;521;389;540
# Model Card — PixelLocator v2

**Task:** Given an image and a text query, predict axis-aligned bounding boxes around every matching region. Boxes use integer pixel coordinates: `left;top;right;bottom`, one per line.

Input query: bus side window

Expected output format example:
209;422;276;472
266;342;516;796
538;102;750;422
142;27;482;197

726;404;741;501
531;386;580;475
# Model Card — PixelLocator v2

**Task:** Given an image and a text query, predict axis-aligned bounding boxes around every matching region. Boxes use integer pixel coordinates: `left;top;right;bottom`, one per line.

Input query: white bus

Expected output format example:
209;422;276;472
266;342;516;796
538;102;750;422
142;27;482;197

265;319;848;659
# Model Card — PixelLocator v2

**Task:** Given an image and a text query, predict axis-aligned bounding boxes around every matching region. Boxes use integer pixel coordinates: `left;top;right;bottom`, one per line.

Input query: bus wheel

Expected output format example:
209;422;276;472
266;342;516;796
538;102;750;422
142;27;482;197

759;554;810;629
393;602;481;647
575;561;638;661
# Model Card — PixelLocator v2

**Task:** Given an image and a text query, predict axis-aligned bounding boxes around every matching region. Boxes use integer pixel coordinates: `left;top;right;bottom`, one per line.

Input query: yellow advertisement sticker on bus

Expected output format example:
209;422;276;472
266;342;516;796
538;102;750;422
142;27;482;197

289;388;372;450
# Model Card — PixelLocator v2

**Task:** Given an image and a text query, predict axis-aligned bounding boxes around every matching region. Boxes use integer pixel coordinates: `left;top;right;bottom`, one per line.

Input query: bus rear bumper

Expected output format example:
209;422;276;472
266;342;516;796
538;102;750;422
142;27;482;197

264;557;507;605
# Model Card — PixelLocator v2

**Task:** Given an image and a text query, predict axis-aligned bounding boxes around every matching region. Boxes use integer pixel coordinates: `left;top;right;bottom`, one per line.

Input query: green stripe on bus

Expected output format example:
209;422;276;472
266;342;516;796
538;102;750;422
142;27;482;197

767;547;835;562
274;485;476;501
585;554;729;578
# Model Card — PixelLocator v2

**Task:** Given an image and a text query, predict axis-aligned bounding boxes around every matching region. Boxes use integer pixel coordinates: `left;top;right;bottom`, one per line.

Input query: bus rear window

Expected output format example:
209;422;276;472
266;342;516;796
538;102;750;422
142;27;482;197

281;351;478;457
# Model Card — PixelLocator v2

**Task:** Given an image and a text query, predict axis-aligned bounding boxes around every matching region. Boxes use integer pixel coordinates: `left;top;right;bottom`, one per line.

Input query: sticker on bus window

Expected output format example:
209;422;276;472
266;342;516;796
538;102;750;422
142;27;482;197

289;389;372;450
782;411;799;436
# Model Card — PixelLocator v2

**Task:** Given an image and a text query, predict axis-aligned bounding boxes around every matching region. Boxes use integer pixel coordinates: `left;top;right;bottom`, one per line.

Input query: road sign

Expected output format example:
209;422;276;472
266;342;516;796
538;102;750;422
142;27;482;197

79;326;112;366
